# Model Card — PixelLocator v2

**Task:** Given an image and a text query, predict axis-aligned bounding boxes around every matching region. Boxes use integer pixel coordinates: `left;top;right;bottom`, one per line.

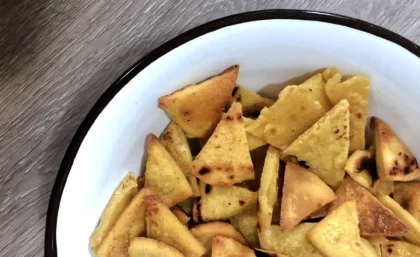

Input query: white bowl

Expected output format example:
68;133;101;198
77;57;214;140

45;10;420;257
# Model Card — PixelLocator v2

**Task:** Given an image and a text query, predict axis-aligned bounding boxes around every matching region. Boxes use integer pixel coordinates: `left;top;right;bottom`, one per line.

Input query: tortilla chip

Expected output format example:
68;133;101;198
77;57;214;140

90;172;138;252
307;201;363;257
365;236;388;256
259;223;323;257
284;99;350;188
145;195;206;257
177;197;194;216
243;117;267;150
128;237;185;257
246;73;332;149
161;121;200;196
190;221;247;252
381;240;420;257
230;85;275;116
280;162;335;231
371;180;394;195
359;238;379;257
394;182;420;207
407;191;420;221
97;188;154;257
158;65;239;138
170;206;190;226
344;150;375;189
322;67;340;81
145;134;193;207
193;182;258;222
372;117;420;181
253;249;288;257
211;236;256;257
305;204;330;220
377;194;420;246
325;74;370;152
257;146;281;233
190;102;254;185
229;204;259;248
330;178;408;236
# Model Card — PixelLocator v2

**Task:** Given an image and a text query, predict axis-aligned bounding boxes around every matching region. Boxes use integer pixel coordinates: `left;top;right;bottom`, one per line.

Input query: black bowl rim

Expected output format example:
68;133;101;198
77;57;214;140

45;9;420;256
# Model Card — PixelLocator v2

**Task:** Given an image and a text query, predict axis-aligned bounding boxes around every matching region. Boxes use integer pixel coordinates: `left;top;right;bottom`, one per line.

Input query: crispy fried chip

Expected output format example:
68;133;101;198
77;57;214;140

211;236;256;257
193;182;258;222
372;117;420;181
284;99;350;188
190;221;247;252
161;121;200;196
229;204;259;248
322;67;340;81
246;73;332;149
377;195;420;246
253;248;288;257
230;85;275;116
145;195;206;257
407;191;420;221
257;146;281;233
145;134;193;207
330;178;408;236
325;74;370;152
158;65;239;138
243;117;267;150
280;162;335;230
359;238;380;257
307;201;362;257
190;102;254;185
259;223;323;257
97;188;154;257
90;172;138;253
128;237;185;257
171;206;190;226
381;240;420;257
345;150;375;189
394;182;420;205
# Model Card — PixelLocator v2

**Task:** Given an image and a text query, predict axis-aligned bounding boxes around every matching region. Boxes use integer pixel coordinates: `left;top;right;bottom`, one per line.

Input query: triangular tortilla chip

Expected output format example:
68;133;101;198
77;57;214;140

259;223;323;257
325;73;370;152
229;204;259;248
145;134;193;207
145;195;206;257
243;117;267;150
329;178;408;236
90;172;138;252
246;73;332;149
190;102;254;185
253;249;288;257
161;121;200;196
190;221;247;252
280;162;335;231
158;65;239;138
372;117;420;181
381;240;420;257
229;85;275;116
97;188;154;257
128;237;185;257
377;195;420;246
211;236;256;257
307;201;363;257
284;99;350;188
257;146;281;233
193;182;257;222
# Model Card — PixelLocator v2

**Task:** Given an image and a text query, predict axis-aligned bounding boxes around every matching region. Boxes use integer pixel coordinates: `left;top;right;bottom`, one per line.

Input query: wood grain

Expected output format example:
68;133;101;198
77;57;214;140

0;0;419;256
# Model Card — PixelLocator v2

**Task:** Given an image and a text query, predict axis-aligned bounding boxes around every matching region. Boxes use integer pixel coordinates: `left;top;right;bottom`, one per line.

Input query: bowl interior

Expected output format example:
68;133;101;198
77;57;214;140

56;19;420;256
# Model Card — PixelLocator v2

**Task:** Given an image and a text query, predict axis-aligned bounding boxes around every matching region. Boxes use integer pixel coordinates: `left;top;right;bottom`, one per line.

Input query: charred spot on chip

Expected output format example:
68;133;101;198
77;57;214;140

334;129;340;134
235;113;242;120
357;157;376;176
162;131;172;141
404;166;411;174
199;167;210;175
229;175;235;179
182;110;190;116
236;95;242;102
231;86;239;96
356;112;362;119
205;184;211;194
411;158;419;168
250;110;261;118
225;115;233;121
387;248;393;253
239;200;245;206
298;160;310;169
398;152;402;156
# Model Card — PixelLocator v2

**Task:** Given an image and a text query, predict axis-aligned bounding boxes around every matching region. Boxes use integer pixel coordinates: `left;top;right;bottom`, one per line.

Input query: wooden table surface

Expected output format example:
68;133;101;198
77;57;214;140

1;1;419;256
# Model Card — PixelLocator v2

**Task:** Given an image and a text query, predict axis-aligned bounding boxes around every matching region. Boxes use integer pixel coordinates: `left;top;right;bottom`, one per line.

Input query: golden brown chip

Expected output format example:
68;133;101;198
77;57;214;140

329;178;408;236
97;188;154;257
190;102;254;185
325;74;370;152
211;236;256;257
381;240;420;257
229;85;275;116
253;248;288;257
359;238;379;257
128;237;185;257
259;223;323;257
257;146;281;233
284;99;350;188
145;195;206;257
393;182;420;207
243;117;267;150
407;191;420;221
171;206;190;226
190;221;247;252
161;121;200;196
322;67;340;81
371;117;420;181
344;150;375;189
177;197;194;216
90;172;138;253
307;201;363;257
193;182;258;222
371;179;394;196
145;134;193;207
158;65;239;138
377;194;420;246
229;204;259;248
246;73;332;149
